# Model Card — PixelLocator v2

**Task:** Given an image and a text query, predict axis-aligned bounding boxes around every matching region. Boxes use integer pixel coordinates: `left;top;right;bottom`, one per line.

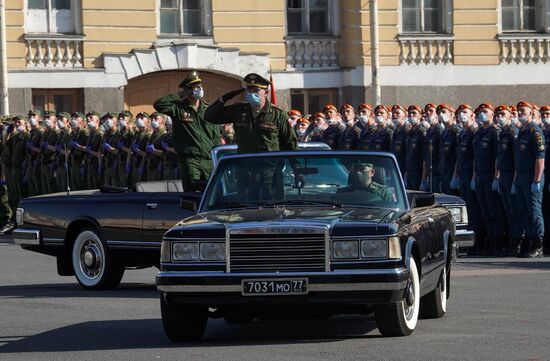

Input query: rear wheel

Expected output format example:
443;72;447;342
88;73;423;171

420;266;447;319
71;228;124;290
375;257;420;336
160;295;208;342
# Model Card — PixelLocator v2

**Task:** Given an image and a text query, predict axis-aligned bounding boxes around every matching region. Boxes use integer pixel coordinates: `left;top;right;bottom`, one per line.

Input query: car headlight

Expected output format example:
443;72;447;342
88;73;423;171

172;242;199;261
333;240;359;259
16;208;24;225
199;242;226;261
448;207;463;223
361;239;388;258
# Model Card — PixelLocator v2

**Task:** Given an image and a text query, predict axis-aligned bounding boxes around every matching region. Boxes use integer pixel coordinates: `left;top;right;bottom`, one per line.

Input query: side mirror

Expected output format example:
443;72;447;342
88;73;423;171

179;197;197;212
409;192;435;208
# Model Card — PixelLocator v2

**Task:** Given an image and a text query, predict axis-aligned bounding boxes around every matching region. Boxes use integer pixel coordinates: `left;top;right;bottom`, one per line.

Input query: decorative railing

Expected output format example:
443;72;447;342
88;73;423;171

498;34;550;64
286;37;339;69
24;34;84;68
398;35;454;65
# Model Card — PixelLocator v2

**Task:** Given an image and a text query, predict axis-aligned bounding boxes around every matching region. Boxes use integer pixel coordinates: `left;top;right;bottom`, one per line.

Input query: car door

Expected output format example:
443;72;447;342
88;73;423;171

141;192;201;243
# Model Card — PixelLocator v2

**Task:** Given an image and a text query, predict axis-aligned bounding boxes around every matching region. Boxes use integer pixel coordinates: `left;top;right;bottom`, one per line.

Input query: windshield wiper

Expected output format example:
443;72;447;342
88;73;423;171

272;199;344;208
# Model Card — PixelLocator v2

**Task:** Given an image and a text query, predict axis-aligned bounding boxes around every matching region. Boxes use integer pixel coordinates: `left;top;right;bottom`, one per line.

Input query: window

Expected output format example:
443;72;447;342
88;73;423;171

287;0;330;35
402;0;450;33
26;0;77;33
501;0;550;32
290;89;335;115
159;0;204;35
32;89;82;114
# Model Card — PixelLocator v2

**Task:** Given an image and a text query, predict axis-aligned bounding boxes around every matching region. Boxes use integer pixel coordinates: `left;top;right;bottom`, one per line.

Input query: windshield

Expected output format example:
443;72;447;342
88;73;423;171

202;154;407;211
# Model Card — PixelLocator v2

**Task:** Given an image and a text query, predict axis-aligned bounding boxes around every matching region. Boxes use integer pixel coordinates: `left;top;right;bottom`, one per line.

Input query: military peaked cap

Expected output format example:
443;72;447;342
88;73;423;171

179;70;202;88
243;73;270;89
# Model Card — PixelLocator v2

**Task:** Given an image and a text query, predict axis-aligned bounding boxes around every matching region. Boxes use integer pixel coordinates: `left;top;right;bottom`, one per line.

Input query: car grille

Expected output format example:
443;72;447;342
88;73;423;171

229;230;327;273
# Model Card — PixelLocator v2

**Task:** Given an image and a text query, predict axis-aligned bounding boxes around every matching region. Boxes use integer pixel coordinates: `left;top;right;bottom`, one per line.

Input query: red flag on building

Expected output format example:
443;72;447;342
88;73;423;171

270;68;277;105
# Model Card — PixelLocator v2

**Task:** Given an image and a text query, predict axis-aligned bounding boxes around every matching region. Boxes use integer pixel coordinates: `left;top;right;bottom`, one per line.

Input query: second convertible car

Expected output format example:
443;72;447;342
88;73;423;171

157;151;454;340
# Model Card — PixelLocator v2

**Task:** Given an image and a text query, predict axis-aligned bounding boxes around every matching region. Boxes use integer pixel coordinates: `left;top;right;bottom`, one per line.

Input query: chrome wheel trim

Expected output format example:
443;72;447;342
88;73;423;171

441;267;447;313
79;239;104;280
72;231;106;287
401;257;420;330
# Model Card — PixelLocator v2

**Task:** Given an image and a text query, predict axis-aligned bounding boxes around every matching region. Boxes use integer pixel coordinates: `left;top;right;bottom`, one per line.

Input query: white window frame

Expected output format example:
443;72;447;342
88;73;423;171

399;0;453;34
24;0;82;34
157;0;212;37
285;0;339;37
500;0;550;33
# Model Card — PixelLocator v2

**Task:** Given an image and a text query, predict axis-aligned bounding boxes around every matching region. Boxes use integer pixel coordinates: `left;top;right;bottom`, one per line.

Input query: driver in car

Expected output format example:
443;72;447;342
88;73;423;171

337;163;395;202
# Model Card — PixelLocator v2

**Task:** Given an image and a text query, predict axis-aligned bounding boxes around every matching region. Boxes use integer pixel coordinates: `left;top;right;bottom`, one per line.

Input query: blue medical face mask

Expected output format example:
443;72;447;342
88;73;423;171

245;91;262;108
477;112;488;124
192;88;204;100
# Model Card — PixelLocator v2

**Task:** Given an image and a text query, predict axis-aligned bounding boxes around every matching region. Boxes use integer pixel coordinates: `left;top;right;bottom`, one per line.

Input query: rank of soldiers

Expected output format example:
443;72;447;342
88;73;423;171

1;70;548;258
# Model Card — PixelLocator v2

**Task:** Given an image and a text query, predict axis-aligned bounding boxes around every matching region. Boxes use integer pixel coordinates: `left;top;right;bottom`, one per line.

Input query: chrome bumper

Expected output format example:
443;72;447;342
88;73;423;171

455;228;475;248
12;229;41;246
157;268;409;294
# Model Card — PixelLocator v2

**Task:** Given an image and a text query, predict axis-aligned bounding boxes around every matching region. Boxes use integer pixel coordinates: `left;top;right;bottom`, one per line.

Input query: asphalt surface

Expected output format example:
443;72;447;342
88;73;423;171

1;241;549;361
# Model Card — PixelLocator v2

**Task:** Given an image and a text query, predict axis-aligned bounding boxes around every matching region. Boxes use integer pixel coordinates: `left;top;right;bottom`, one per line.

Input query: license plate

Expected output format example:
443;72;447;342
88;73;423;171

242;278;308;296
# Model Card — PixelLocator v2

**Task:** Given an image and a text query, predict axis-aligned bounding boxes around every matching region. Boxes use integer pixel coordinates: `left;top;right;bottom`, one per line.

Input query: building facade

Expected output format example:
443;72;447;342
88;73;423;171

3;0;550;115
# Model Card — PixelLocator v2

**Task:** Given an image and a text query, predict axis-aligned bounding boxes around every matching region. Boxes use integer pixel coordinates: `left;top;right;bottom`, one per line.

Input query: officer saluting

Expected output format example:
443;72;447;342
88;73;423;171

204;73;297;152
513;101;545;258
154;71;220;191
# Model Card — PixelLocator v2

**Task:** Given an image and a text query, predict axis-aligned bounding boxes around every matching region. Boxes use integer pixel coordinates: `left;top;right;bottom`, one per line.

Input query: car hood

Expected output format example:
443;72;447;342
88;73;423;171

166;206;406;238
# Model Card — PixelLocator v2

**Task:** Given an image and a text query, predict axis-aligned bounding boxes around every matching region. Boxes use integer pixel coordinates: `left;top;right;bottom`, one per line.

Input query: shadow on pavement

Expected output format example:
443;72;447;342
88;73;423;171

0;316;378;352
0;283;158;300
456;258;550;271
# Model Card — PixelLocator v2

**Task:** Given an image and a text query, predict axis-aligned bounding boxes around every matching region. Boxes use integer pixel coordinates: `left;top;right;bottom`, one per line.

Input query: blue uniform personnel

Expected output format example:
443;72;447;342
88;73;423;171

514;113;545;257
543;125;550;254
369;127;392;152
457;124;486;247
473;119;505;254
338;122;362;150
425;125;442;192
497;124;520;251
392;124;409;175
322;123;345;150
357;124;376;151
439;124;459;194
405;126;425;190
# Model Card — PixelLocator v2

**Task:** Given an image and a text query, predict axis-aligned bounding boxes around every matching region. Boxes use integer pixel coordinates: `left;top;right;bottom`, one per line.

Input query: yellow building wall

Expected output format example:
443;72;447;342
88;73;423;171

4;0;506;70
453;0;500;65
5;0;26;68
212;0;287;70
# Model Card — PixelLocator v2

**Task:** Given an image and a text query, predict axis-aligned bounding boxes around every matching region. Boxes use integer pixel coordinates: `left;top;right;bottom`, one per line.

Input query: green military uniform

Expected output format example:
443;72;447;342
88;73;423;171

85;116;105;189
132;122;151;186
163;131;179;180
40;115;60;194
8;121;29;215
153;71;220;191
26;125;44;196
203;73;298;153
116;124;134;187
146;119;167;181
337;163;395;202
69;119;89;191
55;112;72;193
0;122;13;225
102;113;120;186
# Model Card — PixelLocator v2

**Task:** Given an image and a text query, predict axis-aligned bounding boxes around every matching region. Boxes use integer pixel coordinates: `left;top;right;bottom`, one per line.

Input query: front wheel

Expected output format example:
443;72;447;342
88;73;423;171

160;295;208;342
420;266;447;319
71;228;124;290
375;257;420;336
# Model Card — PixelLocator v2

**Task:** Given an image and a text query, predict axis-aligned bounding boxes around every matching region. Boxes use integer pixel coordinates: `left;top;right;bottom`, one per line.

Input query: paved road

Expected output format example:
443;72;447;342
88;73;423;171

1;242;549;361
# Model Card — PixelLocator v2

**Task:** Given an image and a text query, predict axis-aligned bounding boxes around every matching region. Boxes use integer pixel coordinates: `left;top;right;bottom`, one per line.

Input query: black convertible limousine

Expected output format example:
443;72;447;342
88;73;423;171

157;151;453;340
12;144;471;290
